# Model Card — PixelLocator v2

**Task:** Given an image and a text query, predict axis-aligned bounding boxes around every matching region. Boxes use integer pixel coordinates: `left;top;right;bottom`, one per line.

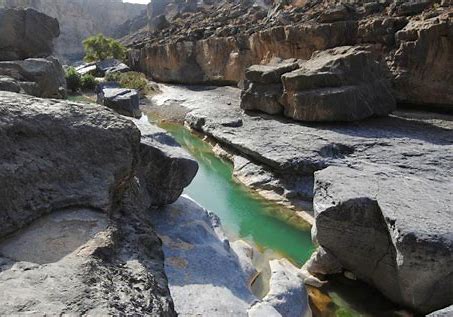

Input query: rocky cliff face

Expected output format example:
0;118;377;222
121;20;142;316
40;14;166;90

1;0;146;63
126;0;453;109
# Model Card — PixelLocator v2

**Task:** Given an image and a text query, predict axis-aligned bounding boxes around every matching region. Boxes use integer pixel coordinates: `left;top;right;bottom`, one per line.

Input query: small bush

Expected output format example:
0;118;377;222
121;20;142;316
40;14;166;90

65;67;81;92
83;34;127;62
80;74;98;91
105;71;157;95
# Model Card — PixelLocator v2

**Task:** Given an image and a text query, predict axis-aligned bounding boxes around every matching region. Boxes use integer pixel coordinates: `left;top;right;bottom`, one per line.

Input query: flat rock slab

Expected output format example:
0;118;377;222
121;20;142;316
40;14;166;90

151;196;257;316
0;209;108;264
151;196;311;316
97;88;141;118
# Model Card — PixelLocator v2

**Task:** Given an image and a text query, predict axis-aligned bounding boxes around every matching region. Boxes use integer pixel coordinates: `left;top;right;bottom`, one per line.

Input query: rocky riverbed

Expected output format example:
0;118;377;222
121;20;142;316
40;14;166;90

146;83;453;314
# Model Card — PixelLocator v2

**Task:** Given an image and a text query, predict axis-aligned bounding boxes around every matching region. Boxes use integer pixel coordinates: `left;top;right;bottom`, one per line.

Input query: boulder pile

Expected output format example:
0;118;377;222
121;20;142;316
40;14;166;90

241;46;396;121
0;8;66;98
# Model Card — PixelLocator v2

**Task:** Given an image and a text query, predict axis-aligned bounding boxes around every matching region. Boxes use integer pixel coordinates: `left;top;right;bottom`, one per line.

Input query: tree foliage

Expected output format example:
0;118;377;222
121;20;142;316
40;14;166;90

83;34;127;62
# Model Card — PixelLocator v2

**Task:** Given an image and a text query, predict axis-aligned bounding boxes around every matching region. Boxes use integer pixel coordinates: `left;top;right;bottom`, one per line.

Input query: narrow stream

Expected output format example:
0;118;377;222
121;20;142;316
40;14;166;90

150;116;315;266
142;113;405;317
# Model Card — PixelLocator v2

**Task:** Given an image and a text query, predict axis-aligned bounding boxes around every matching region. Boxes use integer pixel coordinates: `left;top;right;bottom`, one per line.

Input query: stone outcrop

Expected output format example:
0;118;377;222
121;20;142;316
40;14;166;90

0;91;202;315
134;122;199;207
390;12;453;107
241;46;396;121
1;0;146;62
0;7;59;61
0;91;140;238
0;57;66;98
312;165;453;314
126;0;453;109
97;88;141;118
281;46;396;121
96;58;130;76
241;60;300;115
0;8;66;98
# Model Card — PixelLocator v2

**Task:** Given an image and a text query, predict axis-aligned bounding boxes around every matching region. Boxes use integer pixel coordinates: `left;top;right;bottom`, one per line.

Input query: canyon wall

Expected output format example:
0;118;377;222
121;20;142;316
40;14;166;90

0;0;146;63
127;0;453;108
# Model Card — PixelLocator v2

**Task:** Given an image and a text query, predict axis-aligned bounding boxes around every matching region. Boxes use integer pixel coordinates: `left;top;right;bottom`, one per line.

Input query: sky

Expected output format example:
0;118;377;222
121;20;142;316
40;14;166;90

123;0;150;3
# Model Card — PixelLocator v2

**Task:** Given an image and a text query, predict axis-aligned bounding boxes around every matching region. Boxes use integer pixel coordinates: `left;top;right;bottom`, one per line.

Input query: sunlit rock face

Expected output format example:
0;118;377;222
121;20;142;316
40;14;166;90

127;0;453;110
1;0;146;63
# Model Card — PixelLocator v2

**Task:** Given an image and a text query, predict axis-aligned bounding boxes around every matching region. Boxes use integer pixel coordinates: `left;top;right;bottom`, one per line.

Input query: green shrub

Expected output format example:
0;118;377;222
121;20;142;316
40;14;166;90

83;34;127;62
80;74;98;91
65;67;81;92
105;71;157;95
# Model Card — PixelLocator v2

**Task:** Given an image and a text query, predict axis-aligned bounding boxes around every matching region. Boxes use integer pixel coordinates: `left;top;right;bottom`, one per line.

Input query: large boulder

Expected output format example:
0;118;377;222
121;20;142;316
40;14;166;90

134;122;199;206
0;57;66;98
313;165;453;314
0;91;186;315
0;91;140;239
241;61;300;115
281;46;396;122
0;8;59;61
390;13;453;108
97;88;141;118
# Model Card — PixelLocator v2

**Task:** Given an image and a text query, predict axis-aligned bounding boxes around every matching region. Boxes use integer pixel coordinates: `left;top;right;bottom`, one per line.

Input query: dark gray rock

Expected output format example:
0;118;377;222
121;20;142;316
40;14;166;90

281;46;396;122
0;91;140;239
313;165;453;314
240;61;300;115
241;82;284;115
0;57;66;98
97;88;141;118
392;0;433;16
0;76;20;93
133;121;199;206
0;91;177;316
96;58;130;76
0;8;59;61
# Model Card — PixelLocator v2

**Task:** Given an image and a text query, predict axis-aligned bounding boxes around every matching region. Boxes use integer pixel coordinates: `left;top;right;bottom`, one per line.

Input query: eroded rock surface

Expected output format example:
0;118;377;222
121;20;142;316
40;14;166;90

151;195;311;316
149;84;453;313
390;12;453;107
134;120;199;207
0;91;177;315
313;165;453;314
0;57;66;98
281;46;396;121
0;91;140;238
127;0;453;109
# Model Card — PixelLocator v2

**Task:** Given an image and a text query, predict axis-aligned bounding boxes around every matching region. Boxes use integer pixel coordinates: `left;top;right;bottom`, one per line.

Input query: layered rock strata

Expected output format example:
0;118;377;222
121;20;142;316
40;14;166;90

127;0;453;109
241;46;396;121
